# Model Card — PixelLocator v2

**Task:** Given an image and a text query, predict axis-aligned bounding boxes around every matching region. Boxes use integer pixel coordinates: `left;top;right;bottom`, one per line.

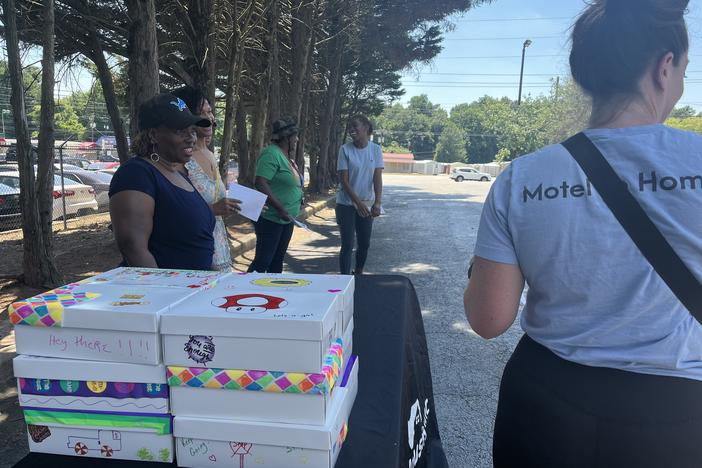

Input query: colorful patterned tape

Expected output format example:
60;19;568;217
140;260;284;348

333;422;349;453
23;407;172;435
167;339;343;395
8;282;99;327
18;378;168;399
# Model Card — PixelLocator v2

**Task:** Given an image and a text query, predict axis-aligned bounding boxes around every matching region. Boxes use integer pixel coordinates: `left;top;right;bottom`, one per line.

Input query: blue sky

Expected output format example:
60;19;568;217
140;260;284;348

401;0;702;112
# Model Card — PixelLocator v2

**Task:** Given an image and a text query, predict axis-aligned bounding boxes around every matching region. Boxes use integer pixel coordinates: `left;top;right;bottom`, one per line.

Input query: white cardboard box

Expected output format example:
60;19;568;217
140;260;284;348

174;357;358;468
167;330;350;425
23;409;174;462
161;281;345;373
14;355;169;414
87;267;230;290
9;281;199;364
221;273;354;331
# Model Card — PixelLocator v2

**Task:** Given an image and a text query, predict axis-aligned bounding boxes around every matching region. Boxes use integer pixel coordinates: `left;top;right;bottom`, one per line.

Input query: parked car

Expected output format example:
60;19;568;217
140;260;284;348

5;143;38;162
88;161;120;171
98;153;120;163
97;168;118;176
59;157;92;170
60;168;112;210
0;171;98;220
449;167;491;182
0;182;21;230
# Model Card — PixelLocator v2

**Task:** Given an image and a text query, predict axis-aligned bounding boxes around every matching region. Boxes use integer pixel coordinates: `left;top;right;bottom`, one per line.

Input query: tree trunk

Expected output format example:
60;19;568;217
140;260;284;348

235;105;250;186
36;0;62;286
314;35;344;192
248;88;269;184
267;0;281;123
288;0;313;122
88;30;130;162
218;0;245;181
127;0;159;136
185;0;215;94
4;0;61;287
206;0;217;109
293;1;318;177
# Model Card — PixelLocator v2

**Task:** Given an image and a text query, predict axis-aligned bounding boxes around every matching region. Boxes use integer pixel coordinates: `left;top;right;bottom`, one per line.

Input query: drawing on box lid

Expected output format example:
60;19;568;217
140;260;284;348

161;288;343;341
10;282;198;333
212;294;287;314
88;267;229;289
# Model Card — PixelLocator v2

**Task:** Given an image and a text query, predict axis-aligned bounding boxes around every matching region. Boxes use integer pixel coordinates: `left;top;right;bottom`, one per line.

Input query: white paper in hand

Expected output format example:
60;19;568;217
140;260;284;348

292;218;312;232
227;183;268;222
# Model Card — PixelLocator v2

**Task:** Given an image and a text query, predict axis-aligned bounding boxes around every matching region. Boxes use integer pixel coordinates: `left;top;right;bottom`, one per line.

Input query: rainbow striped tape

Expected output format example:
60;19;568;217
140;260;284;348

167;339;343;395
8;282;99;327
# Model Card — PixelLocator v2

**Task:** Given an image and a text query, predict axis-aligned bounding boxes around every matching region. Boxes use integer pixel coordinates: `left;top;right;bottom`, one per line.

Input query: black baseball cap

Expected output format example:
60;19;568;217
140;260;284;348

138;93;212;132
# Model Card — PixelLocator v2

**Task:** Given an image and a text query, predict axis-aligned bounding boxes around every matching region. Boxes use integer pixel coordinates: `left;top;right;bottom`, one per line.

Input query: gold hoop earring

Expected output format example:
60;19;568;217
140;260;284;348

149;152;160;163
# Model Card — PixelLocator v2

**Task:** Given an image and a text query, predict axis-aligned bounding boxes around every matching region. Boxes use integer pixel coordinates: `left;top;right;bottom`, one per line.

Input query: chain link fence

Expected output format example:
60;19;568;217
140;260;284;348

0;143;117;240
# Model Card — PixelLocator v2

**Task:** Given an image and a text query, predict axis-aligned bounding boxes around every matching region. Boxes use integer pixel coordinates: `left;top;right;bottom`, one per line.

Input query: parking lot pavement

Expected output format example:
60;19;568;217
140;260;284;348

233;173;521;467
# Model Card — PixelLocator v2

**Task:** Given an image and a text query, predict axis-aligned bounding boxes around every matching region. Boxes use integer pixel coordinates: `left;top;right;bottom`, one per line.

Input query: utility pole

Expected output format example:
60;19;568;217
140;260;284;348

555;76;560;100
518;39;532;106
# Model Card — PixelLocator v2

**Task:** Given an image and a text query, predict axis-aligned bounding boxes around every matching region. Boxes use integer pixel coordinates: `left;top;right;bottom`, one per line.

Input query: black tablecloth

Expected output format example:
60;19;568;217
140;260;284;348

13;275;448;468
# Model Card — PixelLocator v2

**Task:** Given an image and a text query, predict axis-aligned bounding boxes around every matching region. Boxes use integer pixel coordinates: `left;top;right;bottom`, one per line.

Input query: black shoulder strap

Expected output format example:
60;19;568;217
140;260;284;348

562;132;702;325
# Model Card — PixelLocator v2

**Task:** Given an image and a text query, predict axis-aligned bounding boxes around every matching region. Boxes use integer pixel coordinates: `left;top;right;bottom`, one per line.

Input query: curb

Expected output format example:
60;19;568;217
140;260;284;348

229;196;336;258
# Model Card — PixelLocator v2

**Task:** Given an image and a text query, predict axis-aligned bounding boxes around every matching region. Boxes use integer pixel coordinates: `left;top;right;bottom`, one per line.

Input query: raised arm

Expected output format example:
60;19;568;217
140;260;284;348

109;190;158;267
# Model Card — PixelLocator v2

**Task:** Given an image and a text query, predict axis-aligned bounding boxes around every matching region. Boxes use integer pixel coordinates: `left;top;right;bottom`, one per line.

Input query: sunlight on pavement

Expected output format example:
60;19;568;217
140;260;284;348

391;263;440;274
452;321;481;337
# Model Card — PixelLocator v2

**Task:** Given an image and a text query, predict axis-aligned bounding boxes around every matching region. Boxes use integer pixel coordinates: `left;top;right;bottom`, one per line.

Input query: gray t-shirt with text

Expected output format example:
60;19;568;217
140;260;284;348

475;124;702;380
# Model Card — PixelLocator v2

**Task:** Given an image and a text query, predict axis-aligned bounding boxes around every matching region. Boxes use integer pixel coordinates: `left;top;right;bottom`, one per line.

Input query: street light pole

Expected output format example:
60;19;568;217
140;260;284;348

518;39;532;106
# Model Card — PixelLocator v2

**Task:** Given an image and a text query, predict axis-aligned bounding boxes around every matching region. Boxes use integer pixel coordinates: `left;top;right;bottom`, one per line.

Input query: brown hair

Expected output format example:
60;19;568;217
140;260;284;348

130;130;153;157
570;0;689;101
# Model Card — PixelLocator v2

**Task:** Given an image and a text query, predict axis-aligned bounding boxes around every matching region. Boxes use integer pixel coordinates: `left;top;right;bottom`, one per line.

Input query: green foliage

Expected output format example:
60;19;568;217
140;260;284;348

383;143;411;154
447;80;590;163
52;100;87;141
669;106;698;119
0;60;43;138
434;121;465;162
666;116;702;134
376;95;448;160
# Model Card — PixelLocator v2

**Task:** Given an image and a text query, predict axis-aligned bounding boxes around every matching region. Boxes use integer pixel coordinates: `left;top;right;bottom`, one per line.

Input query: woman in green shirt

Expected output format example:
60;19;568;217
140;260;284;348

247;116;304;273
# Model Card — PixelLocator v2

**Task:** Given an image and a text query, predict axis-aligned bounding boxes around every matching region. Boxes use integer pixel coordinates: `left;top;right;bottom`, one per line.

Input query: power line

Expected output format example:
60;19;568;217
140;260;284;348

453;16;573;23
403;72;567;77
435;54;565;60
443;35;564;42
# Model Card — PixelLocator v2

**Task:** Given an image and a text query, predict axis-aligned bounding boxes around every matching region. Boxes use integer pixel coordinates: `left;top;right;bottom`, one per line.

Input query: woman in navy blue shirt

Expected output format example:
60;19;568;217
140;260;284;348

109;93;229;270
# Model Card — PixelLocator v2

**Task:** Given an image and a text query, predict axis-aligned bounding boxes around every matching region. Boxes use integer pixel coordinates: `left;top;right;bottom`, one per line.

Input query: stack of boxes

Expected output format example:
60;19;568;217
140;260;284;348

8;268;358;468
8;268;227;462
161;273;358;468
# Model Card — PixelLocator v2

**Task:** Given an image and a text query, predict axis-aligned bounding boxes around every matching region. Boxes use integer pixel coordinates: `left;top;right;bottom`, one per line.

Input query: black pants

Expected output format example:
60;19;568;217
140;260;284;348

247;217;294;273
335;203;374;275
493;335;702;468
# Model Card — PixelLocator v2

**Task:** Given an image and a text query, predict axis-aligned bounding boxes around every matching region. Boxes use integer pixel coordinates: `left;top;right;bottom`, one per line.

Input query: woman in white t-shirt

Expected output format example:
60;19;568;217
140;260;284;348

464;0;702;466
335;115;384;275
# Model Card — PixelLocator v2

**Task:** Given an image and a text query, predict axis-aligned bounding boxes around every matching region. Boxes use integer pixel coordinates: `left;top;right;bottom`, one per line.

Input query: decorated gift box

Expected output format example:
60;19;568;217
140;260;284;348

223;273;355;332
173;356;358;468
9;281;200;364
14;355;174;462
22;408;174;462
167;336;346;425
86;267;230;290
13;355;170;414
161;281;345;373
